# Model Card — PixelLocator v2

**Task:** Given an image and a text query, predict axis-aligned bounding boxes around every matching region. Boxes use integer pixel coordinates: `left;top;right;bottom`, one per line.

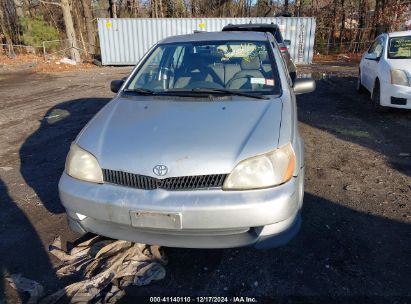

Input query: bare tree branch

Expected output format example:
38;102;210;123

39;0;61;7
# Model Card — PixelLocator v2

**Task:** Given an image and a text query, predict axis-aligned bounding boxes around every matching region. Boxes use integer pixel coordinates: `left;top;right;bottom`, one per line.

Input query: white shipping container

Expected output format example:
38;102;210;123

97;17;316;65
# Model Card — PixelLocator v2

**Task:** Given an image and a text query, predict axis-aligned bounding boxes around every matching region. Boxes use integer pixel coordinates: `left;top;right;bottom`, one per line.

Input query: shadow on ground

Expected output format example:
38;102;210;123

122;192;411;300
19;98;111;214
297;76;411;177
2;97;110;302
0;179;69;303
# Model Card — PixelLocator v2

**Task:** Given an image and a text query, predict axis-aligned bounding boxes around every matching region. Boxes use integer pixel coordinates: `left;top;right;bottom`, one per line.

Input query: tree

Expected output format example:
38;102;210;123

81;0;95;54
39;0;81;62
109;0;117;18
20;16;60;47
0;2;13;48
13;0;24;19
294;0;301;16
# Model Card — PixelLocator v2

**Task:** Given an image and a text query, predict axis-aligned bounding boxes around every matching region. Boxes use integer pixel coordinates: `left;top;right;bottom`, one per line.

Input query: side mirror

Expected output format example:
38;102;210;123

284;39;291;47
110;80;124;93
364;52;378;60
293;79;316;95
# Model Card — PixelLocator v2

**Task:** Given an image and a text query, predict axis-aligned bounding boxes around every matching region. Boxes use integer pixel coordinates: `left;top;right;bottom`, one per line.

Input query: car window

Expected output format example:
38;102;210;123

172;46;185;69
388;36;411;59
274;30;283;44
127;40;281;95
131;47;164;88
374;39;384;57
368;37;384;57
368;39;378;53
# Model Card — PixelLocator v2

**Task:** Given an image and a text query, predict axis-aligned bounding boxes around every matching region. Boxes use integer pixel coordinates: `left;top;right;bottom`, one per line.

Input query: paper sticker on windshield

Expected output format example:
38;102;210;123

251;78;275;86
266;79;275;86
250;78;265;85
390;38;411;49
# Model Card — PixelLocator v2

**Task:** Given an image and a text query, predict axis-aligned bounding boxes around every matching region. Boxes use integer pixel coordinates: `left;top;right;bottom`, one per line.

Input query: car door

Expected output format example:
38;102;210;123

362;36;385;90
362;39;378;89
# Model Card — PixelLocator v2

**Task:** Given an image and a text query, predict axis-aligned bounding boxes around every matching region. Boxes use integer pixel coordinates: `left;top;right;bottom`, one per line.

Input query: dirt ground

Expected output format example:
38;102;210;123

0;62;410;303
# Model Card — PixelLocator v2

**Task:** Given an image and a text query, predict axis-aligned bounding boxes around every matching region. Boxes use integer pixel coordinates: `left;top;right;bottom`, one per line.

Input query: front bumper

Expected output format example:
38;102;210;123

59;169;304;249
380;82;411;109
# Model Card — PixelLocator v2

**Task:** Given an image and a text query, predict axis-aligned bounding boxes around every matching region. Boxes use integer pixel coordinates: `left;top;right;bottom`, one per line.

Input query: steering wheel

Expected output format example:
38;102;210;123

226;75;252;89
184;81;224;90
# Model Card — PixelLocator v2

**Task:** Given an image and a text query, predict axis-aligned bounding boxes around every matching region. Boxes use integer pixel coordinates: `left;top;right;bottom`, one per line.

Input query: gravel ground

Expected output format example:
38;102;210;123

0;62;410;303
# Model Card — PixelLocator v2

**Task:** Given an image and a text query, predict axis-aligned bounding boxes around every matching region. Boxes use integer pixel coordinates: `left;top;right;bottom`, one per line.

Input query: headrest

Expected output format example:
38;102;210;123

240;56;261;70
259;51;269;62
184;53;205;70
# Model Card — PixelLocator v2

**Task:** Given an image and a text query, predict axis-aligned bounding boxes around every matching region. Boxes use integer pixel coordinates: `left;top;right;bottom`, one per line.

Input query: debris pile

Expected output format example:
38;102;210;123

58;57;77;65
6;274;44;304
33;61;95;73
7;236;167;303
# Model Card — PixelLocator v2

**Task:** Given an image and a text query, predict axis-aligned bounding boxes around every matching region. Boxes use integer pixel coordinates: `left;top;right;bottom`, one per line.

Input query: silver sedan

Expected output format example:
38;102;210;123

59;31;315;249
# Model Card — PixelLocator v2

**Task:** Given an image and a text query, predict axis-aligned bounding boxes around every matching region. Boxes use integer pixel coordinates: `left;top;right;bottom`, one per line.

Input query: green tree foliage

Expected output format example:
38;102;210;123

20;16;60;48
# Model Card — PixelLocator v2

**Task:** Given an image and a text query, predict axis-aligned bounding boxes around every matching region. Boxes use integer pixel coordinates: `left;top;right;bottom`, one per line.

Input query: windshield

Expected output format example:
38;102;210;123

126;40;281;96
388;36;411;59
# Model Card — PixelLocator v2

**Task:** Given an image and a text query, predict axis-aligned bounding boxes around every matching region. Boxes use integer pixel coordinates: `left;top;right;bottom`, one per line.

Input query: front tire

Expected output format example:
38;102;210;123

356;70;366;94
372;80;388;112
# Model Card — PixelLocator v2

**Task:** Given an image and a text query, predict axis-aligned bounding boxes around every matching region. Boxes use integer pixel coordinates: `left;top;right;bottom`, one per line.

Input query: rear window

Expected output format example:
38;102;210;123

274;30;283;43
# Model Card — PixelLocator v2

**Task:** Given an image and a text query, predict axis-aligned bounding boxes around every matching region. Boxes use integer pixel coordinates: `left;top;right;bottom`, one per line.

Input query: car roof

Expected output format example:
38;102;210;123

387;30;411;38
159;31;269;44
222;23;279;31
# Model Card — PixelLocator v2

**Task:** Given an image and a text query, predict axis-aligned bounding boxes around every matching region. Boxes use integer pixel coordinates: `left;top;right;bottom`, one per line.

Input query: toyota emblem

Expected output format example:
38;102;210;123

153;165;168;176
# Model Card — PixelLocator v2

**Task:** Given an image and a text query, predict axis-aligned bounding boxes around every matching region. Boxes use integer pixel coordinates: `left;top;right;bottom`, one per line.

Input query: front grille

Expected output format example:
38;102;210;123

103;169;227;190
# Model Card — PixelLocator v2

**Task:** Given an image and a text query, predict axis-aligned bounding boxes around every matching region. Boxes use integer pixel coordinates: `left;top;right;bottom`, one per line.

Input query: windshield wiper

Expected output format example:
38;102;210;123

124;87;270;100
123;88;158;95
124;88;214;98
191;88;269;100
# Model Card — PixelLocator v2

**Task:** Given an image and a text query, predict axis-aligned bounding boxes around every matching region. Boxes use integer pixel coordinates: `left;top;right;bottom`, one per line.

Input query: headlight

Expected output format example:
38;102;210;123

223;143;296;190
65;143;103;183
391;69;410;86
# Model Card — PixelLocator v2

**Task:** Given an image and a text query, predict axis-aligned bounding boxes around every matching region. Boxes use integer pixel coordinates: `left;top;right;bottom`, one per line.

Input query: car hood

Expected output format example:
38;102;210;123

77;95;283;177
387;59;411;74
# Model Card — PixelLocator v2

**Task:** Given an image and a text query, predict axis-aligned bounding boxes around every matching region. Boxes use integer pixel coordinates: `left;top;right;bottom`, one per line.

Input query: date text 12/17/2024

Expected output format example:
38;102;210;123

149;296;258;303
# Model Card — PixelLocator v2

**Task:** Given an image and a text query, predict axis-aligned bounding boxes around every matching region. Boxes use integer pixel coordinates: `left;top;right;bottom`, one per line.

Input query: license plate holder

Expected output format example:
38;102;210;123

130;211;182;229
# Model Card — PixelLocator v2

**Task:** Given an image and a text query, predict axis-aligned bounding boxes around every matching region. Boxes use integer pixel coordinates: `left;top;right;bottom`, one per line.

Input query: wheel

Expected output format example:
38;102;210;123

372;80;388;112
356;70;366;94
